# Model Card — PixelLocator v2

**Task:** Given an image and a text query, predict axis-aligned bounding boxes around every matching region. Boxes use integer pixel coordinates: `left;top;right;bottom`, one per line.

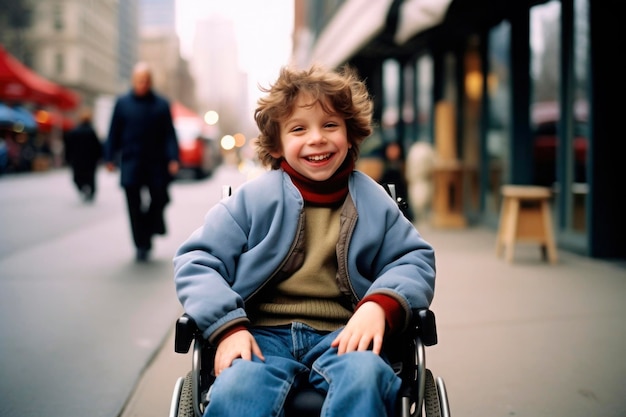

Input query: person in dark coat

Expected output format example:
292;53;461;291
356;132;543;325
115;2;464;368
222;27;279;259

379;141;413;220
104;61;180;262
64;107;103;202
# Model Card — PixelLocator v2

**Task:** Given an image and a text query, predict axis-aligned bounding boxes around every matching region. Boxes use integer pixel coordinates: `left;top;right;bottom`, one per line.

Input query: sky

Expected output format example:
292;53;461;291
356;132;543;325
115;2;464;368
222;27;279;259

175;0;295;96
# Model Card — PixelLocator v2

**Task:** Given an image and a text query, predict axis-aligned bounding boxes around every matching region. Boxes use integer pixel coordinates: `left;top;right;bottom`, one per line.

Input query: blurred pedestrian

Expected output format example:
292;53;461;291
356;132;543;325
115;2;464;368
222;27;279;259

405;141;435;226
64;107;103;202
104;62;180;262
379;141;412;220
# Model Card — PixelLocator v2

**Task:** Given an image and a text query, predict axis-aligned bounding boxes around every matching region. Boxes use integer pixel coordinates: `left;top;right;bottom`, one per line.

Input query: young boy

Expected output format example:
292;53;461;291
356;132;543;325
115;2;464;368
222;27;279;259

173;65;436;416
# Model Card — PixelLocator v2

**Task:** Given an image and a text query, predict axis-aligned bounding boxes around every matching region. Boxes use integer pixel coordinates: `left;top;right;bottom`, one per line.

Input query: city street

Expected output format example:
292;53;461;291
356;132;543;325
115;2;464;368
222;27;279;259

0;163;248;417
1;163;625;417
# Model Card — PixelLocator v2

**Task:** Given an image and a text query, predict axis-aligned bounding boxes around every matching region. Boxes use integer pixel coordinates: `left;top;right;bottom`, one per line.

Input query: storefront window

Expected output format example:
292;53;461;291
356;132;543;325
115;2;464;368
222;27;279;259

382;59;400;143
463;38;482;213
486;21;511;215
530;1;561;189
571;0;589;233
416;55;433;144
531;0;588;236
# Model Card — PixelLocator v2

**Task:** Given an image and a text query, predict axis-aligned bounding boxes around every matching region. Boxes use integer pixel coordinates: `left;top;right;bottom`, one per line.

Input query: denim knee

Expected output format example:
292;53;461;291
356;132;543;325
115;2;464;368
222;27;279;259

313;350;398;390
310;351;401;416
205;357;302;417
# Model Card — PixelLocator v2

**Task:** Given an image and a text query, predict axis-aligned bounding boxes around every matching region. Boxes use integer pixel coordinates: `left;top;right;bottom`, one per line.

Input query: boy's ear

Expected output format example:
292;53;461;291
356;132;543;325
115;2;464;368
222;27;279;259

269;149;283;158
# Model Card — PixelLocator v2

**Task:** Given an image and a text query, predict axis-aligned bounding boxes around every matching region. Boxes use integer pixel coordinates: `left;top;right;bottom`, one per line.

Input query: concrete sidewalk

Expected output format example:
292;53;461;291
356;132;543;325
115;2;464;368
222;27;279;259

119;225;626;417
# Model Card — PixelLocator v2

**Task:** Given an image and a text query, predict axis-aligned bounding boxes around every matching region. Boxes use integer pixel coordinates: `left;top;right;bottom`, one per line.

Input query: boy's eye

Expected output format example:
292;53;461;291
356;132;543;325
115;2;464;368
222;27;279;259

291;126;304;132
325;122;338;128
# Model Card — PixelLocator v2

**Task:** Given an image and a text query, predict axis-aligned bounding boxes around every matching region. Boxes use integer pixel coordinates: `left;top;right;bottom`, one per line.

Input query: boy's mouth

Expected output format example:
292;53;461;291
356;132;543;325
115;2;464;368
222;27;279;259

306;153;331;162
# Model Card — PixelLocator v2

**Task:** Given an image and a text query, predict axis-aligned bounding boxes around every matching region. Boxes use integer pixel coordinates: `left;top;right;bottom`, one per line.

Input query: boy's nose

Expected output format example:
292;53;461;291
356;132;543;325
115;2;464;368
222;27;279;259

308;128;327;144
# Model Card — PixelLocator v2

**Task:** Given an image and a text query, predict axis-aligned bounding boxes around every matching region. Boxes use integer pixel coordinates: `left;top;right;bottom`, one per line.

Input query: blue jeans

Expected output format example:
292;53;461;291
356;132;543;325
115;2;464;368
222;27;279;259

204;322;401;417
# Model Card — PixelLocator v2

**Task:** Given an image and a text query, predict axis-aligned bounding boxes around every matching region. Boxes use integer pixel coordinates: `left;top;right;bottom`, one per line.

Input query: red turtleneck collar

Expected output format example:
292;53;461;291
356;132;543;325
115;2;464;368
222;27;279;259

280;157;354;206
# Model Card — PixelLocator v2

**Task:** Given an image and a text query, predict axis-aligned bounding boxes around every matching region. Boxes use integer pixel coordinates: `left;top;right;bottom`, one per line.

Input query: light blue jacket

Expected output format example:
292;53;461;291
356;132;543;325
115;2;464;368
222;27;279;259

174;169;436;343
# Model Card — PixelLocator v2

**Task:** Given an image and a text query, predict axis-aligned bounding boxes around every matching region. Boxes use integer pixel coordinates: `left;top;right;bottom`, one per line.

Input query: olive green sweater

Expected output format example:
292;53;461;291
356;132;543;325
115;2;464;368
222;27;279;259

248;205;353;331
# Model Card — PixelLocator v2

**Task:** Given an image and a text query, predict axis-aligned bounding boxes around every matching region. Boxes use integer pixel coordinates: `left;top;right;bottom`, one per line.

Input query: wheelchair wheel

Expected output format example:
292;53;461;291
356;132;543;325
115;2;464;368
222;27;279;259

423;369;442;417
176;371;196;417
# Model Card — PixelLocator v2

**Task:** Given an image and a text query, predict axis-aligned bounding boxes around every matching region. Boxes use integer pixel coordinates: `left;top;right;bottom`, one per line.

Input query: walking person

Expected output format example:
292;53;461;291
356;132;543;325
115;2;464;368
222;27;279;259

64;107;103;202
104;62;180;262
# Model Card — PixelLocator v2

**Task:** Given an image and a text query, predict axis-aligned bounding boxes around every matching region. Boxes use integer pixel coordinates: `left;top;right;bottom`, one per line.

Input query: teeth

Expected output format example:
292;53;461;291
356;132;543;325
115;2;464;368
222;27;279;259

308;154;330;161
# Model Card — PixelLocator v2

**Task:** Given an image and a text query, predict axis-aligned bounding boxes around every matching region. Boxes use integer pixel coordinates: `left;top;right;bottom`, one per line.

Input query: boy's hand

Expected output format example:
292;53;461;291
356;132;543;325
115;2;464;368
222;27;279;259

214;329;264;376
331;301;386;355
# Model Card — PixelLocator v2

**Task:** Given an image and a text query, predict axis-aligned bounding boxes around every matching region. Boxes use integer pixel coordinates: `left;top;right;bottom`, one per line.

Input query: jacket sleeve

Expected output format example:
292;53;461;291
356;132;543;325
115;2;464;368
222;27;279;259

104;99;123;163
349;173;436;328
173;201;250;342
163;101;179;163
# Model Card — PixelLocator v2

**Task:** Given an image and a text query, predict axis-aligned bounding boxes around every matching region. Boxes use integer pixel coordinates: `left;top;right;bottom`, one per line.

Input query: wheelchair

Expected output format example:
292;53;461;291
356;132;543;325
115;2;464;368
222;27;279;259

169;184;451;417
169;308;450;417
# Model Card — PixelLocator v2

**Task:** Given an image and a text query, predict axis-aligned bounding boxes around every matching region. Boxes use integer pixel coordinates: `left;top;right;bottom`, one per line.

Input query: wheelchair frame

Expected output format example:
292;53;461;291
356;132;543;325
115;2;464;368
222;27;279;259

169;184;451;416
169;309;450;417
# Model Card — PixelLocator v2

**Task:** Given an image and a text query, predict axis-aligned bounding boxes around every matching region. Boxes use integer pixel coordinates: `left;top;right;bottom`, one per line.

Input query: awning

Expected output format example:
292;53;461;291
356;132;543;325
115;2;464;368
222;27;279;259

0;102;73;133
394;0;453;44
13;105;38;131
0;102;19;127
309;0;453;68
309;0;393;68
0;103;38;132
0;46;79;110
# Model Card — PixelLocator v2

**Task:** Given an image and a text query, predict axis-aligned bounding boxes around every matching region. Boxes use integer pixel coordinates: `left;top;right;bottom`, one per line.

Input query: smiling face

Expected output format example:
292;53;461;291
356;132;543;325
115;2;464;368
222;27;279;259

271;93;350;181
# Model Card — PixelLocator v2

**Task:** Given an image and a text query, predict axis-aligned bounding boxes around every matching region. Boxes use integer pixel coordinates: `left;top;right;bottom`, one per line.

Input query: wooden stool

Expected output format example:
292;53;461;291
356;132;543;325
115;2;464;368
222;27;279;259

431;161;467;228
496;185;558;263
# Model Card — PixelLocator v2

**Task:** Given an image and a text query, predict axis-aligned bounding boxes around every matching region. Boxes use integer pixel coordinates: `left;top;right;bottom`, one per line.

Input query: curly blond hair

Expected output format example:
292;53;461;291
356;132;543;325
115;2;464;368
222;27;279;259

253;64;373;169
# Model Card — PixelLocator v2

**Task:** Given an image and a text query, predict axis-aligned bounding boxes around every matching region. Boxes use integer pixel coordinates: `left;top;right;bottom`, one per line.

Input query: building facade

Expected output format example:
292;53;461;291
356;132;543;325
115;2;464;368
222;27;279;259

296;0;625;260
1;0;196;109
1;0;127;106
189;14;250;139
1;0;198;170
138;0;196;110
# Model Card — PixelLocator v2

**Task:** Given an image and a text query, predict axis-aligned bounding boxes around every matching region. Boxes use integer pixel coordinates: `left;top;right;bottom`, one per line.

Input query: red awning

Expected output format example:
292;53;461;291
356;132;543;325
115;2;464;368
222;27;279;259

0;45;79;110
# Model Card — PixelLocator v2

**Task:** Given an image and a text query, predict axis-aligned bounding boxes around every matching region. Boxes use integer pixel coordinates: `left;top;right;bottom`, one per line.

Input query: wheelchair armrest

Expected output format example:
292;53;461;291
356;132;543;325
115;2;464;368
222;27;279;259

173;309;437;352
415;309;438;346
174;313;200;354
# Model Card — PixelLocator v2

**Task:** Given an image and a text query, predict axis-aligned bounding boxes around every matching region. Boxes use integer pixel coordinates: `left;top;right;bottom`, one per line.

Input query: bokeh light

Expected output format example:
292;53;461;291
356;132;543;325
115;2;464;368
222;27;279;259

233;132;246;148
204;110;219;125
220;134;235;150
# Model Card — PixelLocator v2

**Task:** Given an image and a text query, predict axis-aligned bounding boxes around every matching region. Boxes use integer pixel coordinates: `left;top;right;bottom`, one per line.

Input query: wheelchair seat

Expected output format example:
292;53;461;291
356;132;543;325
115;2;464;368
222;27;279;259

169;309;450;417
